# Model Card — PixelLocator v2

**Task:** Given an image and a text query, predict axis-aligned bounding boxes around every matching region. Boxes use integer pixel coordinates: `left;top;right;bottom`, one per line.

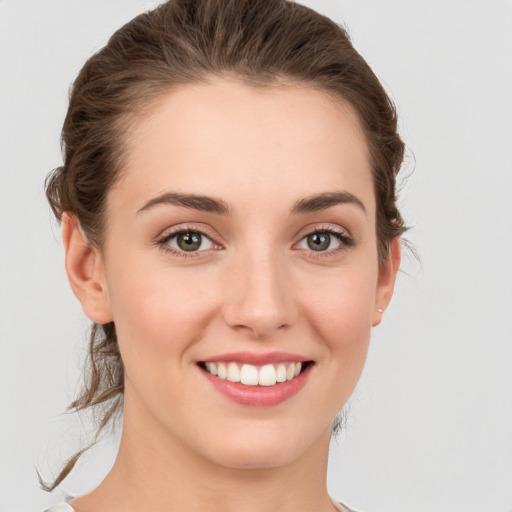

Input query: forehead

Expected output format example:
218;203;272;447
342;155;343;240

112;77;375;217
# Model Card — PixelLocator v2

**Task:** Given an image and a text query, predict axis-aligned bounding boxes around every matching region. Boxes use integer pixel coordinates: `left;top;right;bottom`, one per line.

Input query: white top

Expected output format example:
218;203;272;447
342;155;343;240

44;505;75;512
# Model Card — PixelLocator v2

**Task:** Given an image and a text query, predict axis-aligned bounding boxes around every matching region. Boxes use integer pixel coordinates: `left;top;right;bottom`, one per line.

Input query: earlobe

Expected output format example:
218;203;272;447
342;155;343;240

62;213;113;324
372;237;401;327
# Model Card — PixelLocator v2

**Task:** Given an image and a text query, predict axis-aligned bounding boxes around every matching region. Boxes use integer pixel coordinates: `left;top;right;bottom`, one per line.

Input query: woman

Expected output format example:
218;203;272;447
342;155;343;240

42;0;405;510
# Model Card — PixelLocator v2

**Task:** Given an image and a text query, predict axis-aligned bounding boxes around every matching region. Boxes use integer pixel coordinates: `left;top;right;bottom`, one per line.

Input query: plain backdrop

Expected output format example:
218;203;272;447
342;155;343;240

1;1;511;511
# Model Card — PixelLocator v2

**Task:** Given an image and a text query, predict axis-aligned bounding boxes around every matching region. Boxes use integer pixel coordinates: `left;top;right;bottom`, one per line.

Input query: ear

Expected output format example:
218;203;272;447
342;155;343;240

61;212;113;324
372;237;401;327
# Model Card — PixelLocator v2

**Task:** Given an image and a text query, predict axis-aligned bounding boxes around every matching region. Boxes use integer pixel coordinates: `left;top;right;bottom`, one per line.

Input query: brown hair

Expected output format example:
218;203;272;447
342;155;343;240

43;0;406;490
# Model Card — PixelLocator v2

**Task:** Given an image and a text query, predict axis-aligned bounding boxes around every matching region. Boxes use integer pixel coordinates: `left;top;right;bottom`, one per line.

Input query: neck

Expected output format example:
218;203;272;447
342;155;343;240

71;394;336;512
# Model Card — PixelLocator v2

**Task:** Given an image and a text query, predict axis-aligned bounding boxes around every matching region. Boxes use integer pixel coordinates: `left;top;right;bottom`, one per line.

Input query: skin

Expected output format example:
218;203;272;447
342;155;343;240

62;78;400;512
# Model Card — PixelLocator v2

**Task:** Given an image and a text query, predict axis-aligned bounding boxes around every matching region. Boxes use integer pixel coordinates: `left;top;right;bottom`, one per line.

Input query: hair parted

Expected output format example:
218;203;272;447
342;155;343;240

43;0;406;490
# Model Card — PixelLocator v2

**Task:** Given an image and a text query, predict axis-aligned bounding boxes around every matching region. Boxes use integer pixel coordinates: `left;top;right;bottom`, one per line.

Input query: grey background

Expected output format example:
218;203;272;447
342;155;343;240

1;1;511;511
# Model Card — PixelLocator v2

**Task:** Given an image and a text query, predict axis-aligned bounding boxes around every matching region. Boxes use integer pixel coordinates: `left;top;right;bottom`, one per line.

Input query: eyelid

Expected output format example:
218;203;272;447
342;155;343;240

294;223;353;242
157;221;222;241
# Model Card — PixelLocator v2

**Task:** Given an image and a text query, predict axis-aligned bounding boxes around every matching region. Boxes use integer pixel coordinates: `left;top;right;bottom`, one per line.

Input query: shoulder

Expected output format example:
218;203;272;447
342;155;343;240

42;503;76;512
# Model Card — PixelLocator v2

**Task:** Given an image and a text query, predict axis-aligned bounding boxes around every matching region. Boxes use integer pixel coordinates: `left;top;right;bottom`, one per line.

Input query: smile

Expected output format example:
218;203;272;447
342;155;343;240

200;361;309;387
198;355;314;406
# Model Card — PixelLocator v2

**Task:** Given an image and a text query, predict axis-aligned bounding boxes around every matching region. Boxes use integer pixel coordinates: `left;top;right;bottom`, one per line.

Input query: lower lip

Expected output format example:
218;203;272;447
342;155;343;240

200;364;313;406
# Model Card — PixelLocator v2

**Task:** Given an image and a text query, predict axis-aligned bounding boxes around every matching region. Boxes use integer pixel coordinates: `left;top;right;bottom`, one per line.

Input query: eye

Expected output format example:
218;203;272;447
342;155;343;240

161;230;214;253
296;228;353;253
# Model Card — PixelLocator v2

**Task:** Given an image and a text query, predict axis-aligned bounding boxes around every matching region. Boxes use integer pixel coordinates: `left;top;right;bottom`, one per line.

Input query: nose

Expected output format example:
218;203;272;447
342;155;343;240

222;247;297;340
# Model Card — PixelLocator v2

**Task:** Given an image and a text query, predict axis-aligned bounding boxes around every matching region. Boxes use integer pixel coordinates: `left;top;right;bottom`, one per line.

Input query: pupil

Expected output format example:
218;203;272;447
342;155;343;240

177;232;202;251
307;232;330;251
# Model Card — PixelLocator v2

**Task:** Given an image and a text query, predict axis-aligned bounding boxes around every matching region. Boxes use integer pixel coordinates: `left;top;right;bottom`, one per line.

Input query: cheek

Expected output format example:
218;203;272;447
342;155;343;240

106;260;219;360
298;259;378;369
302;258;378;326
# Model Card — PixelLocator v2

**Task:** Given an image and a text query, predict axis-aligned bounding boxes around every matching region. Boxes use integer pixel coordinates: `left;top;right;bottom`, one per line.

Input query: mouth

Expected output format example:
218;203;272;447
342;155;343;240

197;360;314;387
197;352;315;405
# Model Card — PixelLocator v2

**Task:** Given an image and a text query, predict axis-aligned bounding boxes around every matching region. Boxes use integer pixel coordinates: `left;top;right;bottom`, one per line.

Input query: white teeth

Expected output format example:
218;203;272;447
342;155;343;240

204;361;307;386
276;364;287;383
240;364;259;385
217;362;227;379
227;362;240;382
206;362;218;376
259;364;277;386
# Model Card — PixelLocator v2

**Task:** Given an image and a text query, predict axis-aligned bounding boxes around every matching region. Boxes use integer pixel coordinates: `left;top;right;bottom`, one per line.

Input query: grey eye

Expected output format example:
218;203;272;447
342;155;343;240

168;231;214;252
298;232;342;252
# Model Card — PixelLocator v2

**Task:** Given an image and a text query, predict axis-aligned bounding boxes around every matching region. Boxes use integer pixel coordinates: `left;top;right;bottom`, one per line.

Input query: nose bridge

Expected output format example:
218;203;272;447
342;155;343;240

223;240;297;338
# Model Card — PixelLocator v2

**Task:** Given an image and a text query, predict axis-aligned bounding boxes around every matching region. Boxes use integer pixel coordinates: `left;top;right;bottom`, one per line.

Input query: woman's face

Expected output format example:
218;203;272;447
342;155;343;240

77;78;398;470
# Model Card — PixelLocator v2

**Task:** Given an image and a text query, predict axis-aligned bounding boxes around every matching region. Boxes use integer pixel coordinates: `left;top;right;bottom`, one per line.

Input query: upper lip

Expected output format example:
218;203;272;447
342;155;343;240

200;351;312;365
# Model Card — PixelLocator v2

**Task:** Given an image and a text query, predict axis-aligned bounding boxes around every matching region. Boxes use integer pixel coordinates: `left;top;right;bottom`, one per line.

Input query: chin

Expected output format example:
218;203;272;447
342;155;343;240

198;419;329;470
214;444;296;470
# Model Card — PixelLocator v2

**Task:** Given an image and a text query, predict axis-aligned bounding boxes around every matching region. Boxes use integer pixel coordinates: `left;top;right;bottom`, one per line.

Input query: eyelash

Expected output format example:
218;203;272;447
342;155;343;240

157;225;219;259
156;225;354;259
295;226;355;258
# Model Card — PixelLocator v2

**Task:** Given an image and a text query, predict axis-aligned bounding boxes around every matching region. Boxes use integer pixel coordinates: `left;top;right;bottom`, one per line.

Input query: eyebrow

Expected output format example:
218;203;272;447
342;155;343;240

137;190;366;216
291;191;367;216
137;192;231;215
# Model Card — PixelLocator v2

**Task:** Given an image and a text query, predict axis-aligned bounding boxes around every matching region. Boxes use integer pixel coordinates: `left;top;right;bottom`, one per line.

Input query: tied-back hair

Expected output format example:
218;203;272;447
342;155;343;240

43;0;406;490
